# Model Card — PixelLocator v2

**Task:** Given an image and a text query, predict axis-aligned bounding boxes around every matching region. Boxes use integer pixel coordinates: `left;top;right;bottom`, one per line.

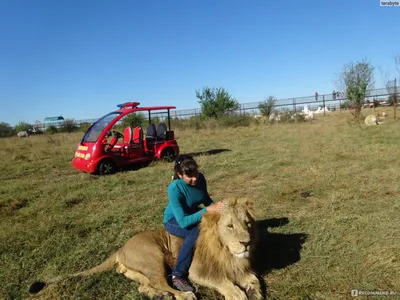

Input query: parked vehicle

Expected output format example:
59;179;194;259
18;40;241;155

72;102;179;175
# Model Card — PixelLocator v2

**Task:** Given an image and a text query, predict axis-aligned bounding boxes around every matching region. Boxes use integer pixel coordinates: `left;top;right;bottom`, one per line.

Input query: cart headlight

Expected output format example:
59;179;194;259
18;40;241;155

84;153;91;160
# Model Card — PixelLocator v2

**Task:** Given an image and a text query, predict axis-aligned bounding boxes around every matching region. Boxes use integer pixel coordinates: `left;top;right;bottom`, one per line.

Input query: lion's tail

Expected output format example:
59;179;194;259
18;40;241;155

29;252;118;294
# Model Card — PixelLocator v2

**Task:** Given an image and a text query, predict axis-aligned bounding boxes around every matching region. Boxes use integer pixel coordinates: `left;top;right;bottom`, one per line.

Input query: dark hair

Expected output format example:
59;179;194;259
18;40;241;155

173;155;198;180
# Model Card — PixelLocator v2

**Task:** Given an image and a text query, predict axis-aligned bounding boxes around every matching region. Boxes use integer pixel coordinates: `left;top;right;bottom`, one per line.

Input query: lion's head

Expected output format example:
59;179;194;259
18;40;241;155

192;198;258;278
217;198;257;258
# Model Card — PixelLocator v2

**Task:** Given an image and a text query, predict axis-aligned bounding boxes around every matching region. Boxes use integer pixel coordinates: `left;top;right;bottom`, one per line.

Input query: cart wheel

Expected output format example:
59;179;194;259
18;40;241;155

97;159;117;175
162;149;176;162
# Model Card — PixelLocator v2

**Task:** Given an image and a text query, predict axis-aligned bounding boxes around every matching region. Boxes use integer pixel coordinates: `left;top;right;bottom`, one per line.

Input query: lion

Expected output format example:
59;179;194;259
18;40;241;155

365;114;381;126
29;198;262;300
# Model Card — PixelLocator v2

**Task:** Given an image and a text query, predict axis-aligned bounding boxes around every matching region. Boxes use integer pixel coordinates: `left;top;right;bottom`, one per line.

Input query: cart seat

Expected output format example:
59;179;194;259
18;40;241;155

123;126;133;143
156;122;167;140
133;126;143;144
146;123;156;140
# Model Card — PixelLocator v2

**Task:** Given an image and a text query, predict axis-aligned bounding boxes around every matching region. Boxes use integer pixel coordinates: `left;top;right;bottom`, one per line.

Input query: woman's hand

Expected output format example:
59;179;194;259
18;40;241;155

206;201;226;213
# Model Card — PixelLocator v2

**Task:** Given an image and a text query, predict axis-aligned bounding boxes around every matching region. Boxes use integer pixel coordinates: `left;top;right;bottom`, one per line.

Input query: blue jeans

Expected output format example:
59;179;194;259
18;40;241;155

164;217;200;277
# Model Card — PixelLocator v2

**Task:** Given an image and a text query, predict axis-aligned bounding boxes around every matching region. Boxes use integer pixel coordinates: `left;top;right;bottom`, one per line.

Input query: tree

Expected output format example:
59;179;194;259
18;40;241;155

336;59;375;120
121;113;145;128
379;66;398;119
196;87;239;119
0;122;12;131
62;119;78;133
378;54;399;120
15;121;33;132
258;96;277;117
0;122;14;137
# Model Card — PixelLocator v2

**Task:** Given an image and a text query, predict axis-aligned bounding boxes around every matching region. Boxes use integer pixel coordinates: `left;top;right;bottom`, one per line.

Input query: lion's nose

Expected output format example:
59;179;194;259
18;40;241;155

240;240;251;250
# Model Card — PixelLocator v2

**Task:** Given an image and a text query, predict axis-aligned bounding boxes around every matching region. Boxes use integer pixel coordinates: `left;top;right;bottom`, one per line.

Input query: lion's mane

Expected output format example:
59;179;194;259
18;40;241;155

191;198;257;280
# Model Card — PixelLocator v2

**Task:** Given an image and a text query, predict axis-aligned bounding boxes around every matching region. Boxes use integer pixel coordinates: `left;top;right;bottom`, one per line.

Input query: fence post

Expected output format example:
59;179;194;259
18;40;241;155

323;95;326;116
293;98;296;113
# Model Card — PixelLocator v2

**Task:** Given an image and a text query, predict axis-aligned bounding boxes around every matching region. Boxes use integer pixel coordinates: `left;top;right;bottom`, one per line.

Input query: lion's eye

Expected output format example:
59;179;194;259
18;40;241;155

227;224;234;229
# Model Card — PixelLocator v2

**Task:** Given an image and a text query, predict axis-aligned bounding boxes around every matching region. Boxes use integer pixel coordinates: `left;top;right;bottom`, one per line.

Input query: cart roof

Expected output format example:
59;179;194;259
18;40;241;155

116;102;176;112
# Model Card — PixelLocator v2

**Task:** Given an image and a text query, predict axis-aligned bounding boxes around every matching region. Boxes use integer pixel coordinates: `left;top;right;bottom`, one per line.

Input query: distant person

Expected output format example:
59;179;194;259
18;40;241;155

315;92;319;101
164;155;225;292
332;90;336;100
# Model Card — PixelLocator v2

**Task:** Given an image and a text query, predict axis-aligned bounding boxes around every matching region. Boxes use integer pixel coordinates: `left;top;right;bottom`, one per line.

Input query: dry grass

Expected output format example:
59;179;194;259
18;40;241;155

1;108;399;300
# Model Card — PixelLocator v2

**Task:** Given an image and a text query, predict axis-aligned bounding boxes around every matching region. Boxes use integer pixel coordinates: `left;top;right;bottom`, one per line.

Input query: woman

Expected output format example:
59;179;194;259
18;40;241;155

164;155;225;292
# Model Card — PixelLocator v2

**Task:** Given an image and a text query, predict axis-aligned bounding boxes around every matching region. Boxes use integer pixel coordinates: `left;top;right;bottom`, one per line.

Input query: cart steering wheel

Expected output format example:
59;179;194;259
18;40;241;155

112;130;124;139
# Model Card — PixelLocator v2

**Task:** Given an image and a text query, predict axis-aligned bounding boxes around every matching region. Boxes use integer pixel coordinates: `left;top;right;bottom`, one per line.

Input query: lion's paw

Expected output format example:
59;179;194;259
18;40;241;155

226;286;248;300
175;291;197;300
152;291;174;300
244;276;262;300
245;287;263;300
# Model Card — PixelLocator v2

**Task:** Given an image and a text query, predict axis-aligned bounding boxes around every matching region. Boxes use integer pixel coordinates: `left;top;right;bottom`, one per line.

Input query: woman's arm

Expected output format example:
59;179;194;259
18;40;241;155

168;186;207;229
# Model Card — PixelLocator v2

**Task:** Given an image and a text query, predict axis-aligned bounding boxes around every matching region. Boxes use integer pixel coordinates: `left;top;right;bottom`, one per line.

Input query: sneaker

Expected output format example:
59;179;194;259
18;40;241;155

172;276;194;292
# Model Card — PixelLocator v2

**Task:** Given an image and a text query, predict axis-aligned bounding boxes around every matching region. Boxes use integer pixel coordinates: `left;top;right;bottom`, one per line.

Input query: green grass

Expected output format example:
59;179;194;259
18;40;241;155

1;109;399;300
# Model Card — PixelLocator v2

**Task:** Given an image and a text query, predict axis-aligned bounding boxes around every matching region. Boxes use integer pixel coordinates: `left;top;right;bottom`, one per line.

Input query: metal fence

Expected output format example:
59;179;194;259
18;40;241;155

167;86;399;120
3;84;399;134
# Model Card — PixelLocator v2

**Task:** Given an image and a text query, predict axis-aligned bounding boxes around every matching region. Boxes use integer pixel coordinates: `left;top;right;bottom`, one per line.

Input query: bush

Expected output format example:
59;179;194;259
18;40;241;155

15;121;33;132
61;119;78;133
171;115;252;130
258;96;277;117
217;115;252;128
79;122;92;132
171;116;205;131
151;116;160;124
0;122;15;138
340;101;352;110
388;95;398;106
188;116;204;130
46;125;58;134
275;109;306;123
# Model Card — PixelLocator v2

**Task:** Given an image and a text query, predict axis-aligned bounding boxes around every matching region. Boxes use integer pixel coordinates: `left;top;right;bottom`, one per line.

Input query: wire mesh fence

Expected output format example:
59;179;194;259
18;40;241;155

169;85;399;119
2;84;399;136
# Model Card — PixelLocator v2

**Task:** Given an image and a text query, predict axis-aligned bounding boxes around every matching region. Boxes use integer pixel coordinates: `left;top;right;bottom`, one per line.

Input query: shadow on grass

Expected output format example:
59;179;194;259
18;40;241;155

192;217;306;300
182;148;231;157
251;218;308;299
118;159;153;173
116;149;231;174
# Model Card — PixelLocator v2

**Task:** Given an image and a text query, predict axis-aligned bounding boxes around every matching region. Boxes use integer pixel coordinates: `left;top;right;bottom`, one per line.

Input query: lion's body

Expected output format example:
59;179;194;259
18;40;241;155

30;199;262;300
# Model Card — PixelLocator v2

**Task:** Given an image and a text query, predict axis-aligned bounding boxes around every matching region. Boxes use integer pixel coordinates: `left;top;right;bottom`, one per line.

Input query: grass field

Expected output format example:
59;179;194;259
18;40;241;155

1;109;399;300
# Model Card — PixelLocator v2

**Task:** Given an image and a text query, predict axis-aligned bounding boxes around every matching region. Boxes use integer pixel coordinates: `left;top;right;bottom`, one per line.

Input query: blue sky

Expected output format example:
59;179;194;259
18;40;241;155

1;0;399;126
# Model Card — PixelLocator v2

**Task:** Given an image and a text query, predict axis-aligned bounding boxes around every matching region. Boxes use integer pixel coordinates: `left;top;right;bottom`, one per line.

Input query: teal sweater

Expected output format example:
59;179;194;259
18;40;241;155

163;173;214;229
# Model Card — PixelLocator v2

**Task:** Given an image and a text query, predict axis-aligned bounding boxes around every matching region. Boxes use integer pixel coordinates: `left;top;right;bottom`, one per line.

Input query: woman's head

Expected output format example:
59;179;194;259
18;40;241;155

173;155;199;185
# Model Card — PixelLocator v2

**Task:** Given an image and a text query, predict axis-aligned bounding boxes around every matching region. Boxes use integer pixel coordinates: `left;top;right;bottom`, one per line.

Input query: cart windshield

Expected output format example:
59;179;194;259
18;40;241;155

82;112;121;143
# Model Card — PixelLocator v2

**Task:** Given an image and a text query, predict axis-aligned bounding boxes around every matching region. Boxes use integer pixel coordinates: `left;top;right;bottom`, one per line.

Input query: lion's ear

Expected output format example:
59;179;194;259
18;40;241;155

237;198;254;209
226;198;254;209
237;198;256;219
227;198;238;207
201;212;220;227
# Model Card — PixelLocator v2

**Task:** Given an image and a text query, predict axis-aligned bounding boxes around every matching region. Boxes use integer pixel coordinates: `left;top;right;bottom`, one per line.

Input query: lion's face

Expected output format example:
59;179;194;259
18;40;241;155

217;200;256;259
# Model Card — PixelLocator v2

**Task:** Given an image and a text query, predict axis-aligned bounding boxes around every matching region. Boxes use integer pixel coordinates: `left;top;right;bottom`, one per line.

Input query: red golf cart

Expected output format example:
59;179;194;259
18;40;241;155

72;102;179;175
